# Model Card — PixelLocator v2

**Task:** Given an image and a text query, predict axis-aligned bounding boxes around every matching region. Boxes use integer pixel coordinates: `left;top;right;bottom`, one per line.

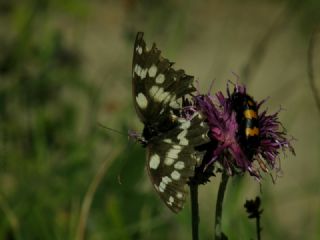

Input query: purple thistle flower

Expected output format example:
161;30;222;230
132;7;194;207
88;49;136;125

192;82;295;181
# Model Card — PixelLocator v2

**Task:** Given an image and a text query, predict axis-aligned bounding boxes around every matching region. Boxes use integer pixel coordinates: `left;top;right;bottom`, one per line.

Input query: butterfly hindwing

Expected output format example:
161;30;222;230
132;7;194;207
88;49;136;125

146;112;209;212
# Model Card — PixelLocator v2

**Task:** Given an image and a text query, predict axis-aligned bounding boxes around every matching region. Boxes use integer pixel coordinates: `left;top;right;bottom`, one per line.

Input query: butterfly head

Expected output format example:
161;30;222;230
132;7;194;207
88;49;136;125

128;130;148;147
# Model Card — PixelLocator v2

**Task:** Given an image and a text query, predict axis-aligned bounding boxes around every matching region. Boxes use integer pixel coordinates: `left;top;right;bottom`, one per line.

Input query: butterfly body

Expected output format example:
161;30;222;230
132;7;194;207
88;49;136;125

132;32;209;212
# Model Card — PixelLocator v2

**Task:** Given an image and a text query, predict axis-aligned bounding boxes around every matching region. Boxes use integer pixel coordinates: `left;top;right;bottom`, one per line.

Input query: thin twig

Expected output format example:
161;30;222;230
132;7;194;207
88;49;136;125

214;172;229;240
307;27;320;116
190;183;199;240
75;147;122;240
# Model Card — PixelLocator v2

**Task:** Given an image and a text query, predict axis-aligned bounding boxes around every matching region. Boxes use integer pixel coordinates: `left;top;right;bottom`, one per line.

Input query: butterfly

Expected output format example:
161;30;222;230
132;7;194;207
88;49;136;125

132;32;209;213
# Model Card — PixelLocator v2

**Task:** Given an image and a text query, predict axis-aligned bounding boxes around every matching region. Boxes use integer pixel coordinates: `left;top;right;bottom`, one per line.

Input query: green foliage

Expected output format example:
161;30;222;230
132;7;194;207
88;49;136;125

0;0;319;239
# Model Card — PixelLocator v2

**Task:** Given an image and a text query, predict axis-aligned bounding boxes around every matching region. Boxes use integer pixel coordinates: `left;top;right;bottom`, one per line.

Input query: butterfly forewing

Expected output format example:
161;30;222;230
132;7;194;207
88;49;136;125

132;32;195;125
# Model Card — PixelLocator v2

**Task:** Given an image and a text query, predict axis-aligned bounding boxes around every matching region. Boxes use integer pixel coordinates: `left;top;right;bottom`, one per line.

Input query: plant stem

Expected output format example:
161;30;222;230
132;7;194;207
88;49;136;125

190;183;199;240
75;147;121;240
256;215;261;240
214;172;229;240
307;26;320;116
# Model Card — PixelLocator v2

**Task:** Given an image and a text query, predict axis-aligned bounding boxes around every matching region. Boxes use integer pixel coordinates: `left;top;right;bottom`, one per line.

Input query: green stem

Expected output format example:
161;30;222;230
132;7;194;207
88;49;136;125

214;172;229;240
256;215;261;240
190;183;199;240
307;27;320;116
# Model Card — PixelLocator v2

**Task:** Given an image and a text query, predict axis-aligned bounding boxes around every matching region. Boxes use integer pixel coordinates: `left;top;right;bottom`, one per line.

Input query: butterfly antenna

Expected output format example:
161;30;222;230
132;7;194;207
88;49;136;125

97;122;128;137
98;122;138;185
116;136;138;185
97;123;132;184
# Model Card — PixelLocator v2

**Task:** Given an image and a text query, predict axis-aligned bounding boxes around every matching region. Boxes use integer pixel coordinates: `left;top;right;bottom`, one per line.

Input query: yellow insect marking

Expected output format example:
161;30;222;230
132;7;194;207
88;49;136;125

247;100;255;106
243;109;258;119
245;127;259;136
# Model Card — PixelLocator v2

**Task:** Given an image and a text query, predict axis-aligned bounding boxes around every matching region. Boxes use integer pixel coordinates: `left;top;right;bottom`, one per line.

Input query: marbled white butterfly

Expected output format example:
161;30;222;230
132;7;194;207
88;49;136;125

132;32;209;212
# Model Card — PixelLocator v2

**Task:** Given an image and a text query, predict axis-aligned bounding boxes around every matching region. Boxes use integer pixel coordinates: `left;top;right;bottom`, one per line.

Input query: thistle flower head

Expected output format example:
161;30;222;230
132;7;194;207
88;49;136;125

191;82;295;181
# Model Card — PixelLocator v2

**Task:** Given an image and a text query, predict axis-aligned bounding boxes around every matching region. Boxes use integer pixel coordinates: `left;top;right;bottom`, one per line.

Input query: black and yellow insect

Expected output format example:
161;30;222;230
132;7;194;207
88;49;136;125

231;92;260;159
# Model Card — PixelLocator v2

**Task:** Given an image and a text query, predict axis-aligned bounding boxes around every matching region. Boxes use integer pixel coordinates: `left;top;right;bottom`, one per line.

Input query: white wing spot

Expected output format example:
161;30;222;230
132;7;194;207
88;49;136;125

136;45;143;54
149;85;159;96
159;176;172;194
161;91;171;103
148;64;157;77
136;93;148;109
155;73;165;84
167;196;174;206
149;154;160;169
172;145;182;150
159;182;166;192
134;64;142;77
164;158;174;166
180;121;191;129
176;192;183;199
163;138;172;144
169;101;180;109
162;176;172;184
174;161;185;170
177;129;187;139
177;129;188;145
171;170;181;180
140;68;148;79
179;138;189;145
153;88;171;102
167;148;181;159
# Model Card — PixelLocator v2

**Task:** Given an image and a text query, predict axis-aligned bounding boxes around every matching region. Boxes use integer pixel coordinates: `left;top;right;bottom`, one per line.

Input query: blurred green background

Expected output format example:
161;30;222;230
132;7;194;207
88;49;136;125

0;0;319;239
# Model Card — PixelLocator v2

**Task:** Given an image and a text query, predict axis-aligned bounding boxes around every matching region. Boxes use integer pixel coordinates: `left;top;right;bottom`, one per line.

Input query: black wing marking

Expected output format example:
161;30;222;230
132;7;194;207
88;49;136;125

132;32;195;127
131;32;209;213
146;112;209;213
